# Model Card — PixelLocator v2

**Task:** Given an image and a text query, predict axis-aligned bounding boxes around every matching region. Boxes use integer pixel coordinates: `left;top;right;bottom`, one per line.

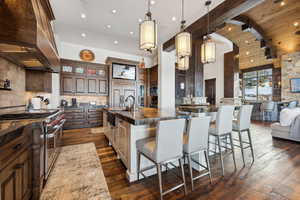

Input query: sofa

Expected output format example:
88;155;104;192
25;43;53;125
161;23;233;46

271;108;300;142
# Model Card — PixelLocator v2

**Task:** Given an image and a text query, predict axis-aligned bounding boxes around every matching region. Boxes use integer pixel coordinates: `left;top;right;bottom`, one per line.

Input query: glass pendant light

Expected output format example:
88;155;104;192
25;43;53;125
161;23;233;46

176;56;189;70
175;0;191;59
201;0;216;64
139;0;157;52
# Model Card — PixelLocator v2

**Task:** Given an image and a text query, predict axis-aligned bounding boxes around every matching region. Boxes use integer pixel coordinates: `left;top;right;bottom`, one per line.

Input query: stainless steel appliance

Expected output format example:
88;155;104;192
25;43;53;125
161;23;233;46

43;111;66;182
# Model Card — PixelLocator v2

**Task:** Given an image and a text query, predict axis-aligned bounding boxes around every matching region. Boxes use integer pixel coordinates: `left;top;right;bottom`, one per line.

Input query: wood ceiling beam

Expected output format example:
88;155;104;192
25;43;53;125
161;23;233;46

229;15;277;59
163;0;266;52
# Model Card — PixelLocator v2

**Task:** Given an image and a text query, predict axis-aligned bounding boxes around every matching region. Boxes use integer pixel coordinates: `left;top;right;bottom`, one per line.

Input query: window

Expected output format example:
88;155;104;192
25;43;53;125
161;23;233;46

243;68;273;101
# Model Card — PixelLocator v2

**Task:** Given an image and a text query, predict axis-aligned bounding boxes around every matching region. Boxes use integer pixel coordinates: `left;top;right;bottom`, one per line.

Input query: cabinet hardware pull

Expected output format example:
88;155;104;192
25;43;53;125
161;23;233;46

14;163;23;170
12;143;22;151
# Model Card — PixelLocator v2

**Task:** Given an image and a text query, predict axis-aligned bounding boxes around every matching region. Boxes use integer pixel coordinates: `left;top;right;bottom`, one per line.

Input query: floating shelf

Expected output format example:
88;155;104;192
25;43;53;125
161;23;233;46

0;88;12;91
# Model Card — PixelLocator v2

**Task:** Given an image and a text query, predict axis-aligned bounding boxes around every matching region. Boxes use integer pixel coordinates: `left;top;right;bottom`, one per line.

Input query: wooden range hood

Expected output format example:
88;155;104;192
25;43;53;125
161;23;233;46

0;0;60;72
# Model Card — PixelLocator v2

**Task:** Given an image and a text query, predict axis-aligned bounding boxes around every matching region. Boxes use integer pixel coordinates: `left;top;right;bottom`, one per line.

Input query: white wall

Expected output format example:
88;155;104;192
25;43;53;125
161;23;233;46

203;33;233;105
158;46;176;110
59;42;153;67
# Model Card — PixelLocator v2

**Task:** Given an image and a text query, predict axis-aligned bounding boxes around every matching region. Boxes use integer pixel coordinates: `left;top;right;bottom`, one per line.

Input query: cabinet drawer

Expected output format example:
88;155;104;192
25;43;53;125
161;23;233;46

87;113;101;118
0;128;31;170
64;109;84;113
65;113;85;120
87;109;102;113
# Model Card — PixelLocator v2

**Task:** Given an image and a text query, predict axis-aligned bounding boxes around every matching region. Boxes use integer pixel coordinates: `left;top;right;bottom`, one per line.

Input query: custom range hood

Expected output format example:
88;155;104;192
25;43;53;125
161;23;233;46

0;0;60;72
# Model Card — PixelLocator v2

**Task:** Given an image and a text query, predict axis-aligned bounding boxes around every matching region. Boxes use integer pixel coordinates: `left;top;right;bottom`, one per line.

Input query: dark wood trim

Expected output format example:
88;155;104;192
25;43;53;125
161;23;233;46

163;0;265;52
0;105;26;110
240;64;274;73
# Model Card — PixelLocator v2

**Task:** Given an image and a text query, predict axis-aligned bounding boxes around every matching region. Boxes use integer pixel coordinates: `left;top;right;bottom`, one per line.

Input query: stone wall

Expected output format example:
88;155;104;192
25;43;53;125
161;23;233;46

0;58;27;108
281;52;300;101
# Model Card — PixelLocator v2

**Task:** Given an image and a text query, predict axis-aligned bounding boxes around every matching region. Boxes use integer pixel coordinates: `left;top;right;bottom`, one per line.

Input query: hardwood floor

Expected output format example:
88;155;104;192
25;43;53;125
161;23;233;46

62;123;300;200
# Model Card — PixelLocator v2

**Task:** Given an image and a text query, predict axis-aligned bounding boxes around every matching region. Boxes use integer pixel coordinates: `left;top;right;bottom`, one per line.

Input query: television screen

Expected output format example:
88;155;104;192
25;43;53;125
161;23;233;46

290;78;300;93
112;63;136;80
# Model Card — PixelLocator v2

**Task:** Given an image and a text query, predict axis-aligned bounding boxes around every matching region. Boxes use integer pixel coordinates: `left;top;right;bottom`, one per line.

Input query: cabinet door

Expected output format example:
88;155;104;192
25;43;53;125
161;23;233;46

61;75;74;94
75;77;86;94
113;89;121;107
87;78;97;94
0;149;32;200
99;80;107;94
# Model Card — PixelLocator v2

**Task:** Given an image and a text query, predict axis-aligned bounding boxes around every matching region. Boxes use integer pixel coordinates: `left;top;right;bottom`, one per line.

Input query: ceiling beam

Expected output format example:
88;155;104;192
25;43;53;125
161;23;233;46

229;15;277;59
162;0;266;52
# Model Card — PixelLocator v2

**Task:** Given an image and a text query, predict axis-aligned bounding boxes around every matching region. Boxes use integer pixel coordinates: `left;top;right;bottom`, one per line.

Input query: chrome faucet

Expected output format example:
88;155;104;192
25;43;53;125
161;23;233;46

125;95;136;112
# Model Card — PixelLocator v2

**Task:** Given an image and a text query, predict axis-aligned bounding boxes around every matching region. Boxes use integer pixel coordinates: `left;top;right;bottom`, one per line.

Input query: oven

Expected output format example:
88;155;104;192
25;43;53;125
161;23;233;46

43;110;66;182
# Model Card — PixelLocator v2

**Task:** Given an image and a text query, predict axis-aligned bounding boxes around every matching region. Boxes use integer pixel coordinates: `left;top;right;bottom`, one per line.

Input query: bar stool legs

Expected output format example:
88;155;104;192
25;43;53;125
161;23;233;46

209;133;237;176
233;129;255;166
185;150;212;191
247;129;255;162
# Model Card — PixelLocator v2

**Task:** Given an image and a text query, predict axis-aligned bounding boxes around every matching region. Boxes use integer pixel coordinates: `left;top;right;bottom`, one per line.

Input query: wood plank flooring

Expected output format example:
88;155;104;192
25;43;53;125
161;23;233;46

62;123;300;200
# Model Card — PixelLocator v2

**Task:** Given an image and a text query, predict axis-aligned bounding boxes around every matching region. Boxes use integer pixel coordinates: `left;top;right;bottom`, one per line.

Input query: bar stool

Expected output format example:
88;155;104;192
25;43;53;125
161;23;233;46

183;116;212;191
208;105;236;176
136;119;187;200
232;105;254;166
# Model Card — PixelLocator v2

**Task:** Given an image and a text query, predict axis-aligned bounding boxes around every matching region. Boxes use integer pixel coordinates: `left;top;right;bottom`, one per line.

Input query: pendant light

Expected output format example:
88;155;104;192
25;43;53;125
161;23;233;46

175;0;192;60
139;0;157;52
176;56;189;70
201;0;216;64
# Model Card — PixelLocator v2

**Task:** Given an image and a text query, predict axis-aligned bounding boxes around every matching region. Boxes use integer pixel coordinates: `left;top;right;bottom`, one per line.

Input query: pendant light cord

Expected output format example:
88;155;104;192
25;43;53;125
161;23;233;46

181;0;186;30
207;1;210;35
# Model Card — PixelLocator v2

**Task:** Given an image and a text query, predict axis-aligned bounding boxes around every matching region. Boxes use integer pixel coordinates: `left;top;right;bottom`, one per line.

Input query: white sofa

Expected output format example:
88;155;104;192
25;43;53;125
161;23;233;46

271;108;300;142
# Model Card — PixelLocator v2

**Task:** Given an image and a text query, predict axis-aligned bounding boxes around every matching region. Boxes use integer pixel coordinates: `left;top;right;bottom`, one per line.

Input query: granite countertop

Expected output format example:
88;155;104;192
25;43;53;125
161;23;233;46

0;109;59;145
40;143;111;200
107;107;190;125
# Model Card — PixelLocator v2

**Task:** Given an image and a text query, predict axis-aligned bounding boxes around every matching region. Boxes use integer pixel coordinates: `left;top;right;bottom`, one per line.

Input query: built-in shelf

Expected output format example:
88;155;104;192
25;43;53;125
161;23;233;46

0;88;12;91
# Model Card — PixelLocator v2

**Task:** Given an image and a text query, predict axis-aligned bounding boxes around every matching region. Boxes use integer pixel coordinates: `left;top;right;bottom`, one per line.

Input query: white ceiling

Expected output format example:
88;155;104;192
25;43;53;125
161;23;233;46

50;0;225;57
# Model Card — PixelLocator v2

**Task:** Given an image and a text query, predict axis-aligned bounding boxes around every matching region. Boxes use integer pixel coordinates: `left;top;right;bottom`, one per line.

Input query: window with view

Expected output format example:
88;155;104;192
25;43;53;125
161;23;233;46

243;68;273;101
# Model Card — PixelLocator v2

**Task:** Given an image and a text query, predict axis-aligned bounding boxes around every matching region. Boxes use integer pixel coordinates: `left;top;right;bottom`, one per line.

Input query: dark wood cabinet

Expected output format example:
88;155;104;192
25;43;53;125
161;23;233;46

61;75;74;94
25;70;52;93
0;128;33;200
63;107;104;130
60;59;108;96
75;77;86;94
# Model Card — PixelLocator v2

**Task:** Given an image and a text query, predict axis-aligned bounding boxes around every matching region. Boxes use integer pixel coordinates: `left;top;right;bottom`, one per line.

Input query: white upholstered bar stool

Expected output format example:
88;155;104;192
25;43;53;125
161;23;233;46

183;116;212;191
208;105;236;176
232;105;254;166
136;119;187;200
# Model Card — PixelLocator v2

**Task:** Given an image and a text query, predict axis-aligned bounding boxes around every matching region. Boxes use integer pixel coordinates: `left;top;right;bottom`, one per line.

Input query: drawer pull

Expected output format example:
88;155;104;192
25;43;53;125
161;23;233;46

14;163;23;170
12;143;22;151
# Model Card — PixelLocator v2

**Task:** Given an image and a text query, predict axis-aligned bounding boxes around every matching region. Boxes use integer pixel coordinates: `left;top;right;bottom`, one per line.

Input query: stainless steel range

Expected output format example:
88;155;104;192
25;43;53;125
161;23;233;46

43;110;66;182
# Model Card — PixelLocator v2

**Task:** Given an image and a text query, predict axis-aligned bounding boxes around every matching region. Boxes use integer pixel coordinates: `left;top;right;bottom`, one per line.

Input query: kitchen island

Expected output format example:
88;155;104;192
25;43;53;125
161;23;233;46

103;107;207;182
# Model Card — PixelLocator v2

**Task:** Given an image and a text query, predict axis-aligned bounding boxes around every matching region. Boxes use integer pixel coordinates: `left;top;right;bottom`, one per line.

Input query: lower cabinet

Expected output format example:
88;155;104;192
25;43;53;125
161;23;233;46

63;107;103;130
0;149;32;200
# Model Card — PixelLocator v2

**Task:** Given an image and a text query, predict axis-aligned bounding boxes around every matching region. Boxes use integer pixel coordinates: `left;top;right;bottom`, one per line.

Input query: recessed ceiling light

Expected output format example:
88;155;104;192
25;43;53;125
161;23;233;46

106;24;112;29
81;13;86;19
250;59;254;63
245;40;250;44
172;16;177;21
294;22;299;27
150;0;156;5
111;9;117;14
246;51;250;55
130;31;134;35
81;33;86;38
280;1;285;6
114;40;118;44
138;18;143;23
228;27;232;31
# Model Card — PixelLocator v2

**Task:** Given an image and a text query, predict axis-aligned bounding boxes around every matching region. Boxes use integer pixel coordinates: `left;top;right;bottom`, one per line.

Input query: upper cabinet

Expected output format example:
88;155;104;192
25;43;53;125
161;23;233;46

60;59;108;96
0;0;60;72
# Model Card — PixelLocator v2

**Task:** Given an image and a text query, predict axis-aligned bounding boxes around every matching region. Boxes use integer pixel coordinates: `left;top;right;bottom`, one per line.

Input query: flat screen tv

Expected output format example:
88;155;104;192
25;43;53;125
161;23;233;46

112;63;136;80
290;78;300;93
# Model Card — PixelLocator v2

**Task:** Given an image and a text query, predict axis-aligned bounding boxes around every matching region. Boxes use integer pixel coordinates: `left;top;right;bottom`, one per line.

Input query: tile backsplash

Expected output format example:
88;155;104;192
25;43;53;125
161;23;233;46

0;58;26;108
